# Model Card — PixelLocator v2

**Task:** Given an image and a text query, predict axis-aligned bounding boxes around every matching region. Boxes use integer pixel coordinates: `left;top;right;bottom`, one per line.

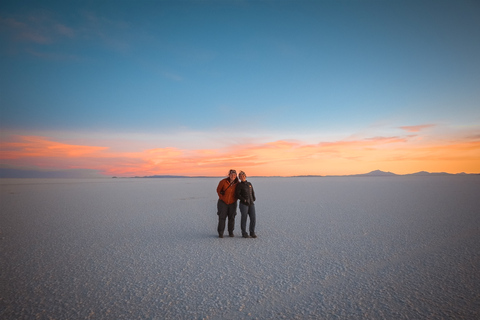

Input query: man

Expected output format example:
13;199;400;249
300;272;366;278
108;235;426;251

235;171;257;238
216;169;239;238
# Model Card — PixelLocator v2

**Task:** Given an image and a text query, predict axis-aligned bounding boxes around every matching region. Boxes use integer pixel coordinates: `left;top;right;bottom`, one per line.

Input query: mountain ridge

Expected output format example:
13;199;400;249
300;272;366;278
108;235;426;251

134;170;478;178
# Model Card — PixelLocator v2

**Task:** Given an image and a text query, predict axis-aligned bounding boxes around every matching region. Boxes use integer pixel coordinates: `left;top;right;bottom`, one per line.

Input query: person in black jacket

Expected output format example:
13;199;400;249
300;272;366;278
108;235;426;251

235;171;257;238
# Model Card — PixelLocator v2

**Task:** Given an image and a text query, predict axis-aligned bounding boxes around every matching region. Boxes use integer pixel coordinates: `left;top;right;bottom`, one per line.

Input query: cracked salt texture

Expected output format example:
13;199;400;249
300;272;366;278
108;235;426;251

1;176;479;319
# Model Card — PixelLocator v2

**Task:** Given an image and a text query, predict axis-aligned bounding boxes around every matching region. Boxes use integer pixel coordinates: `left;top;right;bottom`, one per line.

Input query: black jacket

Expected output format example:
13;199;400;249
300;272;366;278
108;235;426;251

235;181;256;205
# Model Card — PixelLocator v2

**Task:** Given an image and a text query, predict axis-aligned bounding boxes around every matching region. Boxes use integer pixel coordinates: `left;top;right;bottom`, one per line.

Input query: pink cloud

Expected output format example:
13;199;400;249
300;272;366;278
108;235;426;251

399;124;436;132
1;132;479;177
2;136;108;159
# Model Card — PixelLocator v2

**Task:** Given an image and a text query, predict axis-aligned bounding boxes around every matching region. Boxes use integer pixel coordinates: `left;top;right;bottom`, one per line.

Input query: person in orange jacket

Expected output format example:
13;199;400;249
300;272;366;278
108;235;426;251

216;169;239;238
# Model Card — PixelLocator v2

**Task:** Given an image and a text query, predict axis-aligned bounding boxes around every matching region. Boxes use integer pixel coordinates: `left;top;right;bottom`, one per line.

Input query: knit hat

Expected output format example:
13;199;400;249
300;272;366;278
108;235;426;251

229;169;237;175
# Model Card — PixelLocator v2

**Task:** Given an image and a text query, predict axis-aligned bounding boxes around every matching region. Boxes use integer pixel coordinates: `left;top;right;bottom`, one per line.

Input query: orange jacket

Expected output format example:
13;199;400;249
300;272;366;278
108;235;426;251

217;177;238;205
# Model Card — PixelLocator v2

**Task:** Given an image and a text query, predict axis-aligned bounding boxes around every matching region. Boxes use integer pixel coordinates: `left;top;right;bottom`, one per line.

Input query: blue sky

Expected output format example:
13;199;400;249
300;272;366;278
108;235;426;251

1;0;479;176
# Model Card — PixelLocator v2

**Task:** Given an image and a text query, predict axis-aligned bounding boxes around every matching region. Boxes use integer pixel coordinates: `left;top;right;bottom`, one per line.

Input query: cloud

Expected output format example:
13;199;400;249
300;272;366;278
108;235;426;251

55;23;74;38
80;11;131;53
0;17;51;43
0;14;82;60
0;13;77;44
399;124;436;132
1;10;131;57
2;136;108;159
1;130;479;177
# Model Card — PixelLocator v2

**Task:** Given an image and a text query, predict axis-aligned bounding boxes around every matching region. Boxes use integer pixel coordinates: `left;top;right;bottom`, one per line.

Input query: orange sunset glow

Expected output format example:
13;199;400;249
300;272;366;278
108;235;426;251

1;130;479;177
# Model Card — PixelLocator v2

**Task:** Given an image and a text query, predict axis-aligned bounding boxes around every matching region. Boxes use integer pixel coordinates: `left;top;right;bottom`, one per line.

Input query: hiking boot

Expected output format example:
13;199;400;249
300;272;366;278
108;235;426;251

242;234;249;238
229;232;234;237
250;233;257;238
219;234;224;238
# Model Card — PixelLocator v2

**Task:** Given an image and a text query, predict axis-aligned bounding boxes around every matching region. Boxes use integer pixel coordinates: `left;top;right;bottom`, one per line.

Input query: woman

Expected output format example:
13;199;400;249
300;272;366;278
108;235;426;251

235;171;257;238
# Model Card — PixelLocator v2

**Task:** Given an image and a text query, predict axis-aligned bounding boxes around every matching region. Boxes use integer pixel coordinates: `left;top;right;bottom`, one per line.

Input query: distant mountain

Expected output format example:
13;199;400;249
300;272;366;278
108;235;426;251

406;171;430;176
135;171;478;178
358;170;397;176
350;170;475;177
321;170;480;177
322;170;396;177
405;171;451;176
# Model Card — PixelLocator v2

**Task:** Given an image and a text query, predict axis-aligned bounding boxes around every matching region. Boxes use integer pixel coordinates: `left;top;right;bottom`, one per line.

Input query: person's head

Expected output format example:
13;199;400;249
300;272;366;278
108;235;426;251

228;169;237;181
239;171;246;182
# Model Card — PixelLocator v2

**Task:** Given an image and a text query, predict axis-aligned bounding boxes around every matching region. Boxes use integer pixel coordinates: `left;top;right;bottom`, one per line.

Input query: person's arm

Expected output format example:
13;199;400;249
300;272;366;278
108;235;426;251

217;180;225;197
252;184;256;202
236;184;246;203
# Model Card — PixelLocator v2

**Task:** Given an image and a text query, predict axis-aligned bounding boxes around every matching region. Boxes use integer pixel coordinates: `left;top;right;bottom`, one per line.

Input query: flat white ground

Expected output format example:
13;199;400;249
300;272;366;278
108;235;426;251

1;176;479;319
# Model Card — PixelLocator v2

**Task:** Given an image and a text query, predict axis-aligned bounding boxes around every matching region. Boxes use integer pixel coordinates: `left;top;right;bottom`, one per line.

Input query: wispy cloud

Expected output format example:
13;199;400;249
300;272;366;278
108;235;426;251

55;23;74;38
0;17;52;43
1;135;108;159
1;10;131;57
0;14;84;61
399;124;436;132
80;11;131;53
0;13;77;44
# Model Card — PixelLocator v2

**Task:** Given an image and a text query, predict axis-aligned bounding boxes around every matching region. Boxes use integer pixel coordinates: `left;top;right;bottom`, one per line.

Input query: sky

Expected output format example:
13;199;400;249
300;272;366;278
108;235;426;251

1;0;479;177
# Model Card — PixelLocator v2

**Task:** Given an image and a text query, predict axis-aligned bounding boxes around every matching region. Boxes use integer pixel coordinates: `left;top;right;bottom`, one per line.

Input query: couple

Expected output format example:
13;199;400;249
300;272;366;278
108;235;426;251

216;169;257;239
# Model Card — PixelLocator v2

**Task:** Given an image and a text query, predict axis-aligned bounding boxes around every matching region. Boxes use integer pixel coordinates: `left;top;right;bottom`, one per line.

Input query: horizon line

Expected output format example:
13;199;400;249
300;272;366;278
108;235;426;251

1;169;479;179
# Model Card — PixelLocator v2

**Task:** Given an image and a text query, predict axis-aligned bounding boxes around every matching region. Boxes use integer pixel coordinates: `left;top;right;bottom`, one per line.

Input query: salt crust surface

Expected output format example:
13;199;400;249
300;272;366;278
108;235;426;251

1;176;479;319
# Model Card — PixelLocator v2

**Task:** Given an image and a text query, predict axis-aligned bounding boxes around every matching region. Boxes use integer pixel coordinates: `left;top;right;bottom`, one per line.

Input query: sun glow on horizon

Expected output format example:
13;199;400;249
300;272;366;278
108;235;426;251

1;124;479;178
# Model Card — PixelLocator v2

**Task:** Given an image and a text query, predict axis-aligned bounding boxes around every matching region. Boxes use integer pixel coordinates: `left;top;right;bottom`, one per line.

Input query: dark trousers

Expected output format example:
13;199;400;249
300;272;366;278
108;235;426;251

239;202;256;236
217;200;237;235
